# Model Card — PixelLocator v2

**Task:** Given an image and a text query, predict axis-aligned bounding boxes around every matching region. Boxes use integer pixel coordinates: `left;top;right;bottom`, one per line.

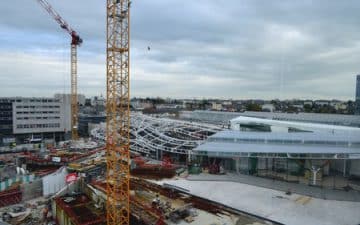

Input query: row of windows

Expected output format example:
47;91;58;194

210;137;358;146
16;105;60;109
0;117;12;121
0;99;60;103
16;111;60;115
0;105;12;109
0;112;12;115
16;123;60;129
0;99;14;103
28;99;57;103
18;99;58;103
0;124;12;129
17;116;60;120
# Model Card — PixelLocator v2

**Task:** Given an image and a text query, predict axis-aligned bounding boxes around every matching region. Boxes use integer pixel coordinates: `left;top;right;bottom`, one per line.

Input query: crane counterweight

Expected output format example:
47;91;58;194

71;33;82;46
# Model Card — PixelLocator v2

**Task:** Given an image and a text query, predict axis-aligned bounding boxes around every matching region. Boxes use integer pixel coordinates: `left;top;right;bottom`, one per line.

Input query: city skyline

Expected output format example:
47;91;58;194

1;1;360;100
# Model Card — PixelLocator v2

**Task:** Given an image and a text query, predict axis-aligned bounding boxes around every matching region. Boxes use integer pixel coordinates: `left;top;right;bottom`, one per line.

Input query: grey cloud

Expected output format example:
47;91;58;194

0;0;359;99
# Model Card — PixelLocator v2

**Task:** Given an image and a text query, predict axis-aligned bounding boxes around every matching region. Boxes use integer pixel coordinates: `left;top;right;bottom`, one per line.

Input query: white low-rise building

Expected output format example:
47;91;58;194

0;95;72;144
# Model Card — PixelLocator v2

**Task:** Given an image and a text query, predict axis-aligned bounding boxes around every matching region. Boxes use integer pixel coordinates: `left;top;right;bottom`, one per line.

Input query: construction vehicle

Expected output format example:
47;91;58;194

35;0;82;140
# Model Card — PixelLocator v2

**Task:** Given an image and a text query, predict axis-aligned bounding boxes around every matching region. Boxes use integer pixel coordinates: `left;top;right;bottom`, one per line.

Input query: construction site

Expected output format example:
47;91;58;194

0;1;282;225
0;139;284;225
1;1;360;225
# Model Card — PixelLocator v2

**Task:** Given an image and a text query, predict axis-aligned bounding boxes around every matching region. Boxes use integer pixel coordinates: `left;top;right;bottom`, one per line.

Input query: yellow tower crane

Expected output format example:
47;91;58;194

106;1;131;225
35;0;82;140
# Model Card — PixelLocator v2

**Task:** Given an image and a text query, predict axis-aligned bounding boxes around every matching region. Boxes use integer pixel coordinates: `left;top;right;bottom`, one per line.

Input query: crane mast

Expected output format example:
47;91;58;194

35;0;82;140
106;0;131;224
71;44;78;140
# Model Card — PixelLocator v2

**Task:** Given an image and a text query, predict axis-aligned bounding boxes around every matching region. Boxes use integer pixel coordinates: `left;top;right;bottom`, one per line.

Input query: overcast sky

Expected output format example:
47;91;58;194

0;0;359;100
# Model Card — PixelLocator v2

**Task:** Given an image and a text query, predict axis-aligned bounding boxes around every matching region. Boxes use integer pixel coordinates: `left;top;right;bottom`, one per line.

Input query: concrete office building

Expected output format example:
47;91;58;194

0;95;72;145
54;94;72;134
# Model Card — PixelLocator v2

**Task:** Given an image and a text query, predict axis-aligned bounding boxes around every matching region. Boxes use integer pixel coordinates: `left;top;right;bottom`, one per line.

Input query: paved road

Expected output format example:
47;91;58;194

187;173;360;202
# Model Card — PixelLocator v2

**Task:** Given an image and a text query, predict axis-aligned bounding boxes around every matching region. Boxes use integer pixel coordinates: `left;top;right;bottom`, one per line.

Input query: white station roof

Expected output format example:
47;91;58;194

194;130;360;159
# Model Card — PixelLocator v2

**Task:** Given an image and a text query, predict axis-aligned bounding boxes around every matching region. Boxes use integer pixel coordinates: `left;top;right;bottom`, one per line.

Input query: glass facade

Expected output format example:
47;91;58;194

356;75;360;115
0;102;13;135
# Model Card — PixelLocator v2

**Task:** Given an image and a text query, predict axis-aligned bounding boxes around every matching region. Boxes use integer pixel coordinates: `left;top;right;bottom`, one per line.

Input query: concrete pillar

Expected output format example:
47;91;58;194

310;166;321;185
286;158;289;181
332;168;336;190
187;151;192;164
265;158;268;176
235;158;240;174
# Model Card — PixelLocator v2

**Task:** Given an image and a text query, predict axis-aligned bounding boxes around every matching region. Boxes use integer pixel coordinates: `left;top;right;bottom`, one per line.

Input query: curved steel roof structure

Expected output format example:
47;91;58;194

91;113;222;155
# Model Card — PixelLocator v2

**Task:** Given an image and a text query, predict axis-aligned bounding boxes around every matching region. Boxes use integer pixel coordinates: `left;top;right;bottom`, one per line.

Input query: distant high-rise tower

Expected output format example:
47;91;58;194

356;75;360;115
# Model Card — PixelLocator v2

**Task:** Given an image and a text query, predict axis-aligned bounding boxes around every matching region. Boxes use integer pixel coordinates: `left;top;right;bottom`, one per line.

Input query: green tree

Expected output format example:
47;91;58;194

245;103;262;111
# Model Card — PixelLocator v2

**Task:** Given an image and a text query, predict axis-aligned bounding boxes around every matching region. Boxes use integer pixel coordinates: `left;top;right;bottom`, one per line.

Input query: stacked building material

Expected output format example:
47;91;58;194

131;165;176;179
0;186;22;207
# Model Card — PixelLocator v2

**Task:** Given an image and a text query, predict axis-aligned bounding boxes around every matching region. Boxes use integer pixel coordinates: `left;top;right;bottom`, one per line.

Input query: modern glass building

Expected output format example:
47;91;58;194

356;74;360;115
193;116;360;188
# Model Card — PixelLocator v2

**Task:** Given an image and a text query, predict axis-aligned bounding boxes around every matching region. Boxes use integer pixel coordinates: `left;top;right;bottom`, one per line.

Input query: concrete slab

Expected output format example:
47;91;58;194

161;178;360;225
186;173;360;201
